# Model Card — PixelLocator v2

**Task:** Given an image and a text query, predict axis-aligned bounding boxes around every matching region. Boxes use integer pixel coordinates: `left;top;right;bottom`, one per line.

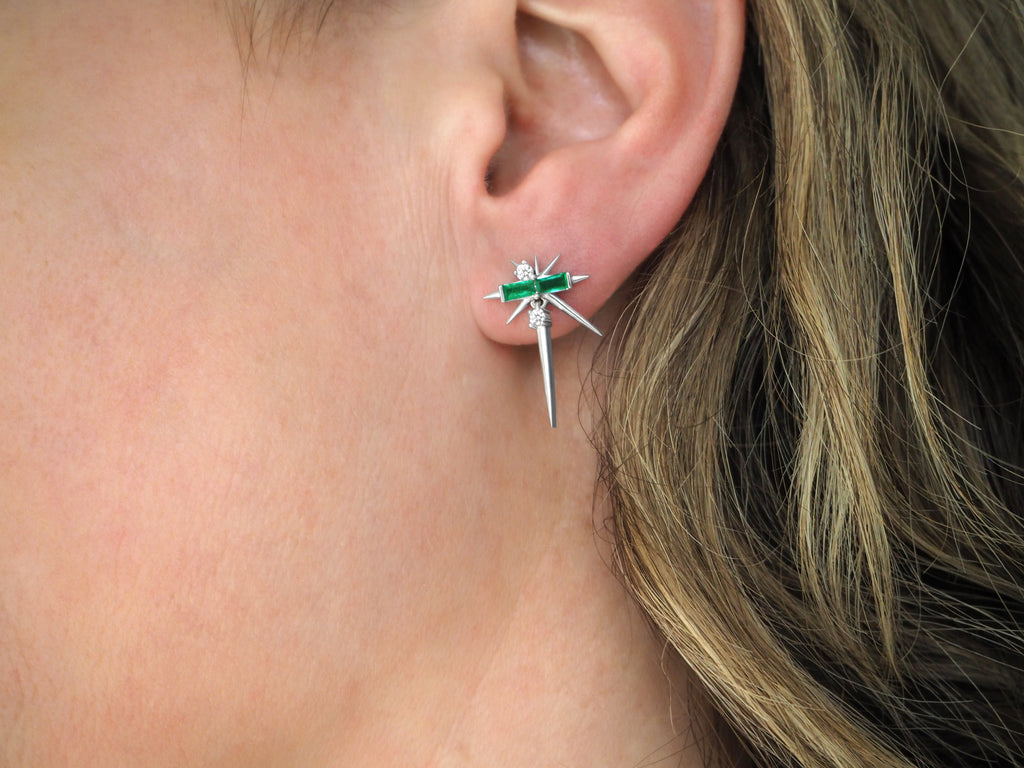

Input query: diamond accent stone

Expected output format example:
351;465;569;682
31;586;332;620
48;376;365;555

528;305;552;330
514;261;536;281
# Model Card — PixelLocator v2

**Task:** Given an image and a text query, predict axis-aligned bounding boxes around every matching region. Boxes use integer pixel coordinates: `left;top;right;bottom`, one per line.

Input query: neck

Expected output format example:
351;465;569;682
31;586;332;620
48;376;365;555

397;330;712;768
307;389;711;767
429;515;705;768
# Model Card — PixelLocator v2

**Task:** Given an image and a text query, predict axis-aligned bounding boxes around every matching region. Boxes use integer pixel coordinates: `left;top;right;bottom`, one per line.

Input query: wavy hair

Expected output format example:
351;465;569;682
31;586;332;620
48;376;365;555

599;1;1024;766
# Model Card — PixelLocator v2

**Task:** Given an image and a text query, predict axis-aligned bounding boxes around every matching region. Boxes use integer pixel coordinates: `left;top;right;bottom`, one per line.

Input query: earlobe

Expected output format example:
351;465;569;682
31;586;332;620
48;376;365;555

467;0;745;346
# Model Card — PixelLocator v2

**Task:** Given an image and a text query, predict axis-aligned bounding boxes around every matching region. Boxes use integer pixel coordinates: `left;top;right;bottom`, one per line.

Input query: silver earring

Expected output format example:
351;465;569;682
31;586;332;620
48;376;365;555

484;255;601;428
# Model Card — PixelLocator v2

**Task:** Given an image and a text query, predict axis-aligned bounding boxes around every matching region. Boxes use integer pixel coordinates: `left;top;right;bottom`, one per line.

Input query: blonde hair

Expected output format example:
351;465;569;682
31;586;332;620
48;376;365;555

600;1;1024;766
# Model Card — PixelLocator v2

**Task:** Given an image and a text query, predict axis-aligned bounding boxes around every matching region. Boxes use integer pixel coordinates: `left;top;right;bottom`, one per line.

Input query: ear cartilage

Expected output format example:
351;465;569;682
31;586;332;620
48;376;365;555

483;255;602;428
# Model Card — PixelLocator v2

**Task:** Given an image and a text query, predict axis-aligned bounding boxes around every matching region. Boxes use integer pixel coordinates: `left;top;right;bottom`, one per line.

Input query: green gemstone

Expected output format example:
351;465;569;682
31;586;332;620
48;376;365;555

499;272;572;302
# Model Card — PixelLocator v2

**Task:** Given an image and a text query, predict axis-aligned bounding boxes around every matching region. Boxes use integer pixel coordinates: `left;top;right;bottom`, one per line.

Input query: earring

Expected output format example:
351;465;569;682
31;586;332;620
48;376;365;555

484;255;601;428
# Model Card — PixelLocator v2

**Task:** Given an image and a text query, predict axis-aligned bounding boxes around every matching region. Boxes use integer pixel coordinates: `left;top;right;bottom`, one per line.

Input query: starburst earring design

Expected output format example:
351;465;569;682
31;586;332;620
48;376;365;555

484;255;601;427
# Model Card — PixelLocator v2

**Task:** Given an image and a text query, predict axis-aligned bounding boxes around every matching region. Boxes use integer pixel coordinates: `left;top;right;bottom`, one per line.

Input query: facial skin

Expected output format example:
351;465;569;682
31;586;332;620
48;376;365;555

0;2;713;766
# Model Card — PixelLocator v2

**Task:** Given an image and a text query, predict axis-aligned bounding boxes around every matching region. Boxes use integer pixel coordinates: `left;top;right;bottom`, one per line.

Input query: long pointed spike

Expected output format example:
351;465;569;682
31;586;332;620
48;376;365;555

537;324;556;428
505;298;531;324
547;295;602;337
483;291;502;300
534;255;540;276
569;274;589;286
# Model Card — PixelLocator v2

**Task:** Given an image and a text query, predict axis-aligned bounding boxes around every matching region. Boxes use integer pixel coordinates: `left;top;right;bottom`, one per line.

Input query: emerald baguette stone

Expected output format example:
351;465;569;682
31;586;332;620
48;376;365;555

499;272;573;302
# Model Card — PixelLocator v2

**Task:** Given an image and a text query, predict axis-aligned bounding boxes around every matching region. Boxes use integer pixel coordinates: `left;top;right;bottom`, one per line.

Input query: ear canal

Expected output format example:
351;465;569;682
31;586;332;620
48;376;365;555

486;11;631;195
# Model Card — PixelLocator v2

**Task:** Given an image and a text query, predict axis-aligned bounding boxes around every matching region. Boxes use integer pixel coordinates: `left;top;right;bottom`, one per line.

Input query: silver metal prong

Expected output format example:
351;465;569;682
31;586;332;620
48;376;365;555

505;298;531;324
483;290;502;300
540;254;560;277
569;274;589;286
547;294;602;337
537;323;556;428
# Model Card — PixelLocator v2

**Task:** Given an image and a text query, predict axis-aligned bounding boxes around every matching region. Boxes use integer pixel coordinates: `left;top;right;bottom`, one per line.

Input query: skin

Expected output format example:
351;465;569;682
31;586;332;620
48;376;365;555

0;1;711;765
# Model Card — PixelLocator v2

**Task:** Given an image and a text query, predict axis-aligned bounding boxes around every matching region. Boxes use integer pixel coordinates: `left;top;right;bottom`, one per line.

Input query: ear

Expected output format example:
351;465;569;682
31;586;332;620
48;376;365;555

463;0;745;345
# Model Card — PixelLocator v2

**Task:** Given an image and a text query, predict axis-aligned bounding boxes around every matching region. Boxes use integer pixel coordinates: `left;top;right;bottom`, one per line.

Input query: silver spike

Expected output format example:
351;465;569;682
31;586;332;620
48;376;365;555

538;323;556;427
546;294;603;337
505;298;531;324
540;254;560;277
529;303;556;428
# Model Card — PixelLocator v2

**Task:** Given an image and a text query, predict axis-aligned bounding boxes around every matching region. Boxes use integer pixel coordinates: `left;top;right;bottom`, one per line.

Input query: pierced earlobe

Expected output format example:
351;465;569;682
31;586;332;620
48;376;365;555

484;254;601;427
